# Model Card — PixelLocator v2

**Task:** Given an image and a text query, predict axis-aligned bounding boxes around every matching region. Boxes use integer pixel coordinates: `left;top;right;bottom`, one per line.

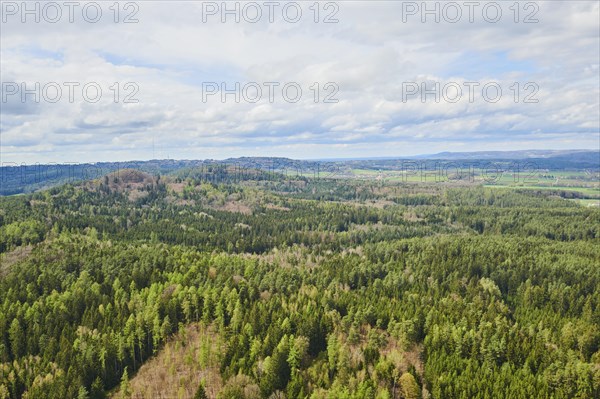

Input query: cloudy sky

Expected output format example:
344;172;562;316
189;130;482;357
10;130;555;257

1;1;598;163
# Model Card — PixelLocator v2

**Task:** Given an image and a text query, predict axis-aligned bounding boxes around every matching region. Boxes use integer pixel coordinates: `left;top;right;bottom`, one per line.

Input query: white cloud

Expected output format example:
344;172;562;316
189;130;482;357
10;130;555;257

0;0;598;163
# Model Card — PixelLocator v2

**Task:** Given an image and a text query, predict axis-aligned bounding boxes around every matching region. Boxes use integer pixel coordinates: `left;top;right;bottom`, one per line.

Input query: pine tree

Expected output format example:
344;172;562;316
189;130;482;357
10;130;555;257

119;367;132;399
194;380;208;399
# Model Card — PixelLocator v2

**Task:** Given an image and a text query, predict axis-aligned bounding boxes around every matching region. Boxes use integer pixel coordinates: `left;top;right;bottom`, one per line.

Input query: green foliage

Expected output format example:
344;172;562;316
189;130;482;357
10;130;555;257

194;380;208;399
0;176;598;398
398;373;420;399
119;368;131;399
218;375;260;399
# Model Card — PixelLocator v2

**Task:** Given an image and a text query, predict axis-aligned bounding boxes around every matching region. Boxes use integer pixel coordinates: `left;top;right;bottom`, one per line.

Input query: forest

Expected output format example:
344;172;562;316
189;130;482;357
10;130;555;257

0;168;598;398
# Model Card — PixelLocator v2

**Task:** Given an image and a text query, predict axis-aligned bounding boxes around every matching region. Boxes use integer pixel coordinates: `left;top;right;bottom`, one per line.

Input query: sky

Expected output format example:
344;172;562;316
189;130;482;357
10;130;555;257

1;0;599;163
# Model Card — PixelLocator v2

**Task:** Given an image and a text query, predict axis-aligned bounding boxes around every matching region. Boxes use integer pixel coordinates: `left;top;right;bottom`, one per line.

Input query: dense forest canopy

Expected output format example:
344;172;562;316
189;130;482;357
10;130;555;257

0;168;598;398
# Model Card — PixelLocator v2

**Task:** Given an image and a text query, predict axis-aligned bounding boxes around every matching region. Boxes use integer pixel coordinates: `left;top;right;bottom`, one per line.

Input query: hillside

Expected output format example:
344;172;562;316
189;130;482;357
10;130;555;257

0;174;599;398
110;324;223;399
1;151;598;196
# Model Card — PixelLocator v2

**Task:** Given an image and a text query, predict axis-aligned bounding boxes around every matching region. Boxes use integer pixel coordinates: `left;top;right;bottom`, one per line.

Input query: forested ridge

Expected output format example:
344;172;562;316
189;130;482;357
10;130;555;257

0;171;598;398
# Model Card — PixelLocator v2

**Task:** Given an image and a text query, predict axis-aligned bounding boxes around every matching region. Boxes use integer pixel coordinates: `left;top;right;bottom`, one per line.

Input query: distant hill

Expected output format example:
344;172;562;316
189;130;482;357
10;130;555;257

1;150;598;195
414;149;597;160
